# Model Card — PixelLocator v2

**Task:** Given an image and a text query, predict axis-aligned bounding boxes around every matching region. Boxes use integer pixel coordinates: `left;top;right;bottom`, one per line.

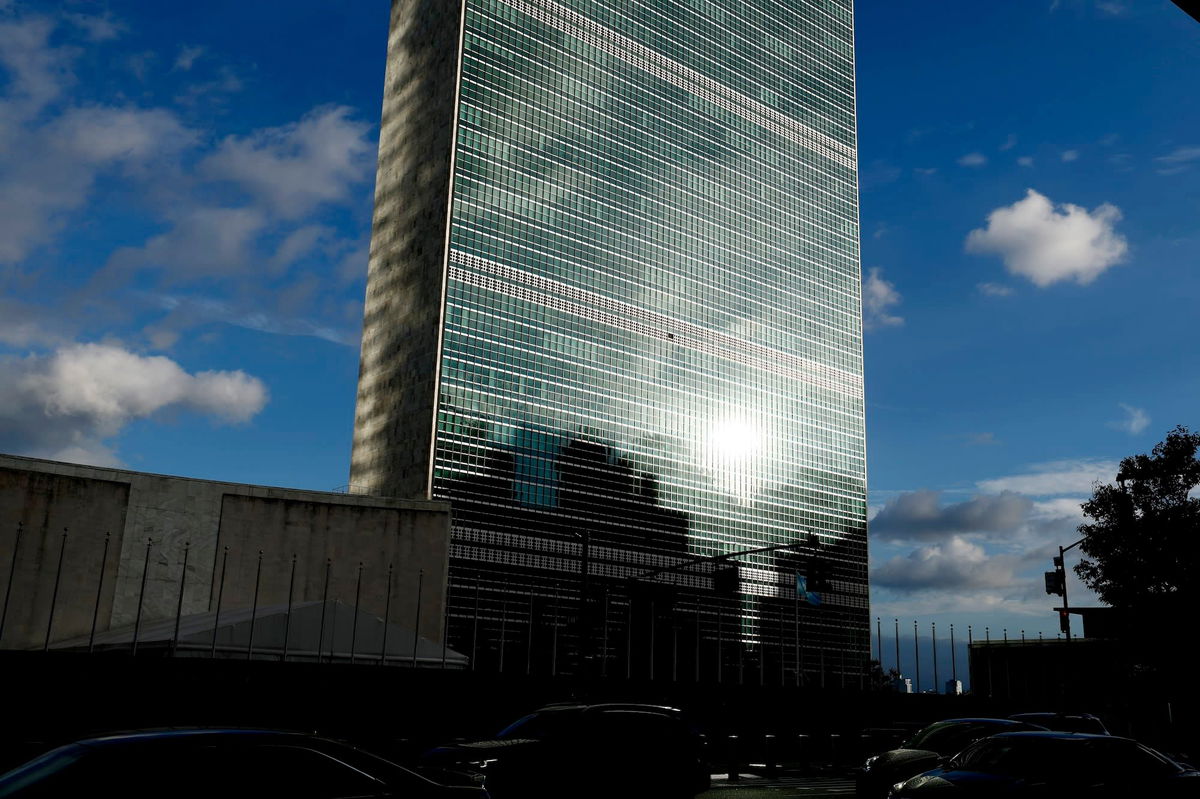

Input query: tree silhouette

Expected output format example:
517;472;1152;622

1075;426;1200;610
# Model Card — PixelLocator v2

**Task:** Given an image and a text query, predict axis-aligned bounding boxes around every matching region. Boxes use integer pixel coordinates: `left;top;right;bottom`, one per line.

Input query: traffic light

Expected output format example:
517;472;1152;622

1058;609;1071;634
1044;570;1065;596
1045;555;1066;596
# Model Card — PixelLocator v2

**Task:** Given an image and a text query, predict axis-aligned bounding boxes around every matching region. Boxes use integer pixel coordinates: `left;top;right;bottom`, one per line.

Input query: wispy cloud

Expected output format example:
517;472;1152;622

173;44;205;71
977;459;1117;496
1109;403;1149;435
958;152;988;167
977;282;1014;297
1156;146;1200;175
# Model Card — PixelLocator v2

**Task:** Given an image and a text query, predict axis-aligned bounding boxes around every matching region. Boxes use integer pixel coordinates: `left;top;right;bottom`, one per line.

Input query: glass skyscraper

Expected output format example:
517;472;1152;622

353;0;867;681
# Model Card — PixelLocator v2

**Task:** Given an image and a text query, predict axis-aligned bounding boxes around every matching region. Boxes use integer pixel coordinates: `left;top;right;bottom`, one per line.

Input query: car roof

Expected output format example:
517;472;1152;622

990;731;1127;742
927;718;1031;725
74;728;324;748
533;703;682;715
1010;712;1101;720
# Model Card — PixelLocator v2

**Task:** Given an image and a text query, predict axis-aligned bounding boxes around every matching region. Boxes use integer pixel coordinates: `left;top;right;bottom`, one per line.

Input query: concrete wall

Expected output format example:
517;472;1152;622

0;467;128;648
0;454;450;650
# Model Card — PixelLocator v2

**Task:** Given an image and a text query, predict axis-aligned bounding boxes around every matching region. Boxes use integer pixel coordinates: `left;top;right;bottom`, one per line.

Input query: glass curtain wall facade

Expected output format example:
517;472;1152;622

353;0;867;683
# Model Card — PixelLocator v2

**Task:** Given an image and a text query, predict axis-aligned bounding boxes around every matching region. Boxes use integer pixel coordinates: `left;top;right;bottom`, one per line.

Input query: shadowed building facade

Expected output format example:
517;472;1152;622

353;0;868;681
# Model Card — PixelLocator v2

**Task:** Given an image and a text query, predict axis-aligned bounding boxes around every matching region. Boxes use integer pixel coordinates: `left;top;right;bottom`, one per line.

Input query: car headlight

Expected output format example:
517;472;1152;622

863;755;880;771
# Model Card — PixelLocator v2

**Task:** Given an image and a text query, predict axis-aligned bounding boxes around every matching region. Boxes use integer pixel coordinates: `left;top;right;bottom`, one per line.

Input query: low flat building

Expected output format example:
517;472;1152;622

0;454;451;657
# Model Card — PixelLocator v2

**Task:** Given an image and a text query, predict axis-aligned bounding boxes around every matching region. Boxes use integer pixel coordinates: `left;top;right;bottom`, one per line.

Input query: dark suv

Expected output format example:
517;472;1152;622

424;703;709;799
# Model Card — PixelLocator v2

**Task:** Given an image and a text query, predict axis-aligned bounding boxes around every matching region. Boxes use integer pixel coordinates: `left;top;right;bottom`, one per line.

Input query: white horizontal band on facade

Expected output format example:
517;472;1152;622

448;250;864;400
496;0;855;169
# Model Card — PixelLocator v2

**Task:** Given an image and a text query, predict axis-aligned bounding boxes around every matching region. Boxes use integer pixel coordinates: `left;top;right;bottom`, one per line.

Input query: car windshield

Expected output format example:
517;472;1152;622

0;745;87;797
951;737;1061;777
904;722;1006;755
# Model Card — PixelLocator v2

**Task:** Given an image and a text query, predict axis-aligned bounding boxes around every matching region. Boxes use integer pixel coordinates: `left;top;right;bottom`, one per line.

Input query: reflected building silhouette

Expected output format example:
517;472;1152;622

351;0;869;682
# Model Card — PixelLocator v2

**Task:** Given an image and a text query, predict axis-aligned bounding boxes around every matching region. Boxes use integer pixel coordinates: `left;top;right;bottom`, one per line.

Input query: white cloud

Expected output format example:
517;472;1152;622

270;225;335;272
0;15;76;117
1030;497;1086;524
51;105;197;164
200;106;374;219
958;152;988;167
965;189;1128;287
1061;149;1079;162
873;536;1021;591
107;206;268;279
0;343;268;466
0;4;372;364
999;134;1017;151
863;267;903;330
976;459;1117;496
0;16;196;264
1109;403;1149;435
0;104;196;264
1017;156;1034;167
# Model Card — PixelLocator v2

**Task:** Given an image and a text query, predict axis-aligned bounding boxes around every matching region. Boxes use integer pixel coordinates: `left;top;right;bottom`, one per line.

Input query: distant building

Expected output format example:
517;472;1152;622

351;0;868;681
945;679;963;696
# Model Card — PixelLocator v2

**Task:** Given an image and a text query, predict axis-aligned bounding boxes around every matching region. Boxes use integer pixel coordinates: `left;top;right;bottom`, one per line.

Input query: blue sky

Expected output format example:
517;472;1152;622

1;0;1197;678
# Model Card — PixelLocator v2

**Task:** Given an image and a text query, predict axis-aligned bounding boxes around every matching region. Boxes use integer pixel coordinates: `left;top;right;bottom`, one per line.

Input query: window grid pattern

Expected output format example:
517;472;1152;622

435;0;866;668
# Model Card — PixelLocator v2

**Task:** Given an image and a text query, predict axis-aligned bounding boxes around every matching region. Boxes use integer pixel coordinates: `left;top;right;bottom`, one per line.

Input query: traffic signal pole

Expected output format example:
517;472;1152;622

1049;536;1087;641
1059;545;1071;642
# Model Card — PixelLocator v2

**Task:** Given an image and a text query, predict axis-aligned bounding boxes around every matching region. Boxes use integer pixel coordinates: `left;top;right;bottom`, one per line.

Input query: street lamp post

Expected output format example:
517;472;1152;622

567;529;592;672
628;541;803;685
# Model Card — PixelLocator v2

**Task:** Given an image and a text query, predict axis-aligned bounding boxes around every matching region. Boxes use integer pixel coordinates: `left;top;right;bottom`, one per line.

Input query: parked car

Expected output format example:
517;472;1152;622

0;728;487;799
887;730;1200;796
1008;712;1109;735
856;718;1045;798
423;702;709;798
